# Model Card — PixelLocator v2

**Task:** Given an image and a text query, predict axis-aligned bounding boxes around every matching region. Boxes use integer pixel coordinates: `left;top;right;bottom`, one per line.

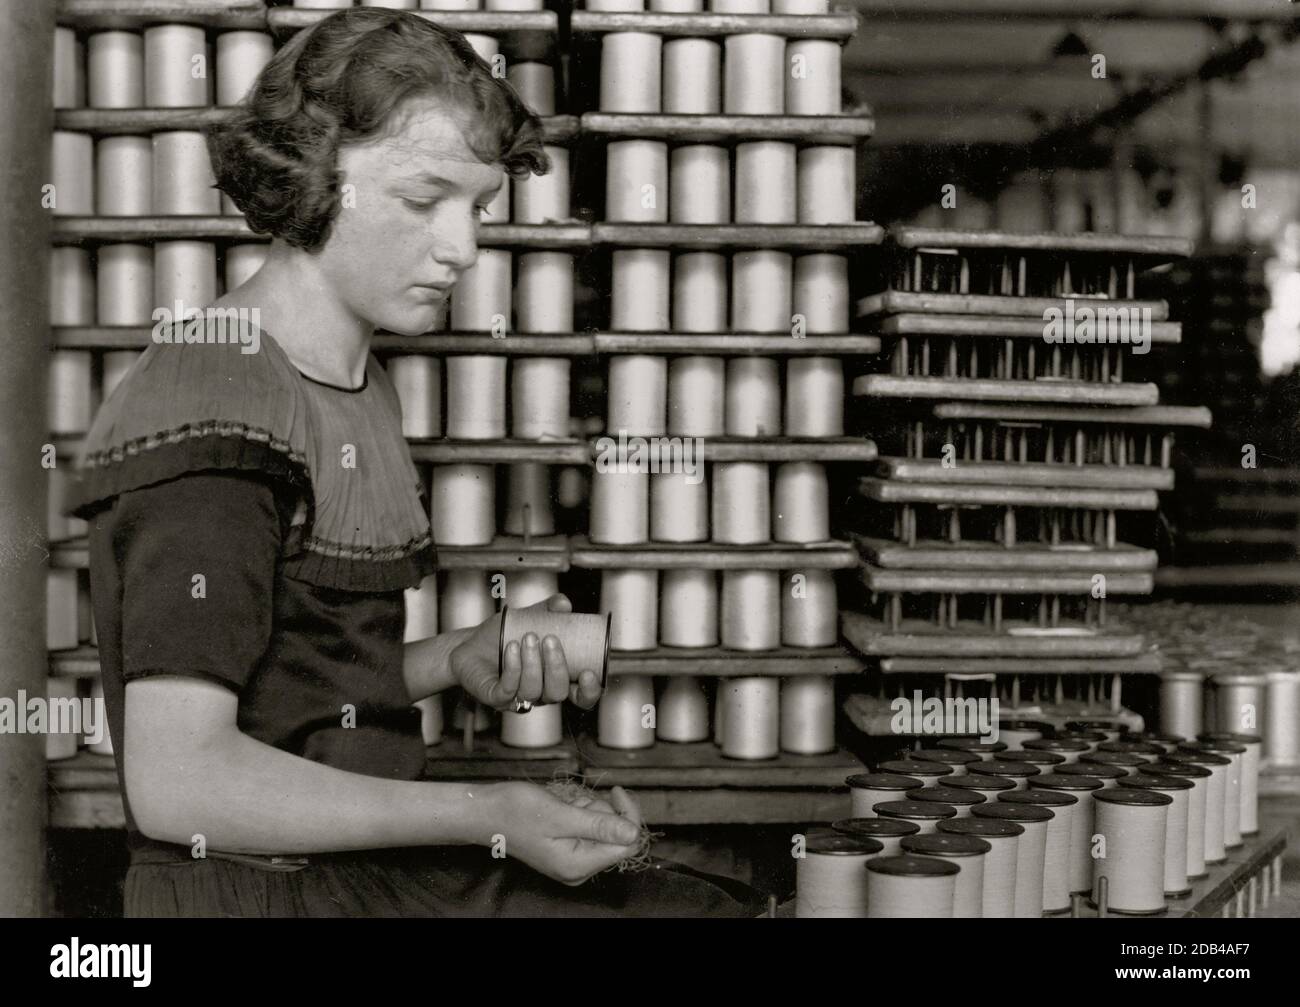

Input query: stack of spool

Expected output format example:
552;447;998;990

842;229;1213;729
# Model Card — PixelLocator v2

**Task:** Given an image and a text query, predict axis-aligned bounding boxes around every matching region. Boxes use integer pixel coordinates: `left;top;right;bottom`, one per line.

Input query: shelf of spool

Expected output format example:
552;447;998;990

929;401;1214;429
874;653;1162;675
586;437;877;463
407;440;588;465
607;646;865;677
570;11;859;41
593;332;881;355
884;227;1193;261
862;312;1183;345
594;222;884;250
856;289;1172;321
57;0;267;30
857;476;1160;511
568;535;858;570
858;565;1155;597
424;733;581;783
853;535;1158;573
871;457;1174;491
580;113;873;145
853;374;1162;408
841;610;1149;659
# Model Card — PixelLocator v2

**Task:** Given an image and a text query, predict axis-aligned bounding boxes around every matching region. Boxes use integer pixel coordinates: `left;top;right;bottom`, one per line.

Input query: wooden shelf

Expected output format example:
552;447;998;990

424;734;580;782
677;437;877;462
50;647;102;678
873;456;1174;491
878;653;1163;675
887;227;1193;261
569;535;858;569
872;312;1182;345
407;440;588;465
594;222;884;250
841;610;1148;658
860;565;1155;595
580;112;874;145
854;536;1158;572
607;646;864;676
57;0;266;30
857;290;1170;321
858;476;1160;511
571;11;858;40
592;332;882;355
375;334;594;354
577;735;862;789
434;535;570;571
854;374;1161;407
931;401;1213;428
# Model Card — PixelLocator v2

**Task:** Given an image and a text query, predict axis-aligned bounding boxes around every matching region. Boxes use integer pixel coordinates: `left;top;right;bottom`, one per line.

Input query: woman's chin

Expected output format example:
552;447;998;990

380;307;443;337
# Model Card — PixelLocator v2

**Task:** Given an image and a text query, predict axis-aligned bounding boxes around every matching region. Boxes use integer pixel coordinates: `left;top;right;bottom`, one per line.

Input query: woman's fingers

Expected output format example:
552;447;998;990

609;786;643;828
563;804;641;848
541;635;570;704
568;670;603;710
492;640;523;707
544;593;573;614
517;633;544;704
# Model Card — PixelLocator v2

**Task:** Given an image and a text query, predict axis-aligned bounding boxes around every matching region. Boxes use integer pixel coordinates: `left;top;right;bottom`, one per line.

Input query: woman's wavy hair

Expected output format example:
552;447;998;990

207;8;549;252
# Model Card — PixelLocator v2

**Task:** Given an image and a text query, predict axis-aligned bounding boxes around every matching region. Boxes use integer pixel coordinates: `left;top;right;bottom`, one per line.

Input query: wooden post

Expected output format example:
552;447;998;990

0;0;55;916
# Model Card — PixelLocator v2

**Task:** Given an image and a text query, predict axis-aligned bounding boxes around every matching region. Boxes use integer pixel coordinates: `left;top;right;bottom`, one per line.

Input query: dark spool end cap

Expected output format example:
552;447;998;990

1065;720;1128;734
1057;762;1126;780
877;759;955;777
998;750;1067;766
875;800;958;821
937;738;1008;753
1199;732;1262;746
1031;773;1104;791
1098;740;1165;756
972;760;1042;778
900;833;992;857
845;772;926;791
1146;760;1213;779
865;854;961;878
971;802;1054;823
1094;787;1173;807
1127;772;1195;791
1058;730;1107;744
1182;739;1247;755
913;748;982;766
832;817;921;839
907;786;987;806
1081;751;1148;768
944;774;1017;792
1024;738;1090;754
805;832;885;856
999;788;1078;807
939;817;1024;839
1166;750;1232;767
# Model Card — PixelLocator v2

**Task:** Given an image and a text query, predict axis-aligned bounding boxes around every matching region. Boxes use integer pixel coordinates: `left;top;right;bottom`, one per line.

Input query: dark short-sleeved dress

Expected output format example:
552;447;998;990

69;327;763;917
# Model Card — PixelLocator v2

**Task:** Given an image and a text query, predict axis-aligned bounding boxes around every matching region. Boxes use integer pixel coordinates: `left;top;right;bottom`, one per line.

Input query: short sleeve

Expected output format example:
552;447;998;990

111;471;287;692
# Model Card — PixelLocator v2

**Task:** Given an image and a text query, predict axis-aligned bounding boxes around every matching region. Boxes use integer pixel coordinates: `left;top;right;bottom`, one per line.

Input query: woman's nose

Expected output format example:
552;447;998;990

433;211;481;273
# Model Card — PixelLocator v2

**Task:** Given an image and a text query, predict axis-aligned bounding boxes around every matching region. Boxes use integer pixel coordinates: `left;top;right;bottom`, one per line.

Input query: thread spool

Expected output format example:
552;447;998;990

875;800;957;836
656;677;710;743
772;463;829;543
387;356;443;438
971;803;1051;918
47;468;86;542
1210;673;1265;737
47;570;80;652
901;834;990;918
797;146;856;223
591;470;649;544
607;356;667;436
497;571;565;749
877;759;954;786
215;31;273;105
998;750;1066;773
1125;774;1193;896
649;471;709;543
439;570;494;634
833;816;920;856
601;569;658;650
404;574;440;643
667;357;724;437
718;677;780;759
1145;761;1210;879
606;141;667;223
1201;732;1261;835
734;142;796;224
711;0;768;11
999;789;1076;913
937;817;1023;918
586;0;645;8
670;146;729;224
724;35;784;115
1055;761;1125;790
793;254;849;334
711;463;770;544
516;253;574;333
866;855;960;918
906;785;985;819
152;132;220;215
913;748;981;776
731;251;792;332
1029;772;1104;894
597;674;655;749
44;677;81;761
1132;731;1185;754
1091;788;1172;915
1057;729;1106;753
145;25;208;107
780;676;835;755
1265;671;1300;768
611;249;671;330
653;0;703;9
224;243;267;291
48;351;95;435
1080;751;1146;778
1160;670;1204;740
1023;737;1090;764
508;62;554;115
430;464;495;545
154;241;217;309
784;358;844;437
943;775;1016;812
87;31;143;108
445;357;506;439
845;773;924;818
720;570;780;650
785;39;840;115
503;462;555;537
724;359;781;437
86;679;113;756
511;359;569;440
781;568;837;647
672;252;728;331
451;250;511;331
54;27;84;108
663;38;721;114
970;760;1041;792
51;132;93;216
937;738;1008;760
484;0;544;12
418;0;481;8
997;720;1050;752
1184;739;1245;848
796;832;882;918
499;604;610;689
659;568;718;647
96;244;152;325
600;33;661;112
1163;751;1228;864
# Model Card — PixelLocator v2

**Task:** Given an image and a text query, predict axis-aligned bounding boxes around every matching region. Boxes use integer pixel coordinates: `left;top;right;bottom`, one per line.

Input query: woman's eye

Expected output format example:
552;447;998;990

403;198;437;212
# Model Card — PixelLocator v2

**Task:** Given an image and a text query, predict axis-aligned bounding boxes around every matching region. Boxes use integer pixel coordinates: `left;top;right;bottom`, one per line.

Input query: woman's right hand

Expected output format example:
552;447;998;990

487;781;643;886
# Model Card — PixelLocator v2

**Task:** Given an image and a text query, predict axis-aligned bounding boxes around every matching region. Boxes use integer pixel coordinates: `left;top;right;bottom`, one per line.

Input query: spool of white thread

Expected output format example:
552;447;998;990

724;359;781;436
504;462;555;536
445;357;506;439
498;570;564;749
46;571;80;653
656;677;711;743
672;252;728;331
598;674;656;750
719;676;779;759
590;469;649;544
606;141;667;223
224;243;267;291
601;569;658;650
511;359;569;440
663;38;721;114
439;569;494;631
452;250;511;332
670;146;729;224
1146;761;1210;879
86;679;114;756
781;568;837;647
485;0;543;10
586;0;644;9
833;816;920;856
600;33;661;113
785;39;840;116
1160;670;1204;740
47;468;84;542
914;749;981;776
844;774;924;818
363;0;416;7
1184;739;1244;848
797;146;856;224
145;25;208;108
1056;761;1125;791
48;352;95;435
1166;751;1228;864
414;696;444;746
938;817;1022;918
607;356;667;436
879;759;954;787
53;27;84;109
724;35;784;115
1091;788;1171;914
1080;751;1146;779
732;251;792;332
906;786;985;819
404;574;440;643
102;352;141;401
215;31;273;105
652;0;702;9
785;358;844;438
1028;772;1103;894
971;802;1051;918
51;132;93;216
668;357;725;436
419;0;481;8
611;250;671;331
711;0;768;10
772;462;829;543
901;834;990;918
999;789;1076;913
938;738;1008;761
711;463;770;544
650;470;709;543
508;62;555;115
780;676;835;754
515;145;569;223
1126;773;1193;896
96;244;152;325
1211;673;1265;736
659;568;718;647
1265;671;1300;768
1024;737;1090;765
866;855;960;918
721;571;780;650
1199;732;1259;834
387;356;443;438
153;131;219;215
793;254;849;333
516;252;573;333
734;142;796;224
463;34;499;64
94;137;149;216
154;241;217;309
796;831;883;918
88;31;143;108
45;677;81;761
430;464;495;546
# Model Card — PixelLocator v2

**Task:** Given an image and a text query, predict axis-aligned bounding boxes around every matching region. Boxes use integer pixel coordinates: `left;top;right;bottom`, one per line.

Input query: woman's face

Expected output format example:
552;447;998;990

316;95;505;336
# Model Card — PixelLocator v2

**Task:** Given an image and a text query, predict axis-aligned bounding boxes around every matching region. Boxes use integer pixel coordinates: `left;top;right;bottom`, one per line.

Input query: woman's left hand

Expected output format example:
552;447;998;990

450;594;604;712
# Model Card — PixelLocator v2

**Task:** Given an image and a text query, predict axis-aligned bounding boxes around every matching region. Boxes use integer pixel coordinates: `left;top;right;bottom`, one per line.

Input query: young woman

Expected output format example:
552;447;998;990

71;8;762;918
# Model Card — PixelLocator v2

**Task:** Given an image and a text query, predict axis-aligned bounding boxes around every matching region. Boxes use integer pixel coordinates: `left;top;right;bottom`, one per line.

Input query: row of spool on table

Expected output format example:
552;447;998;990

38;1;1294;913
